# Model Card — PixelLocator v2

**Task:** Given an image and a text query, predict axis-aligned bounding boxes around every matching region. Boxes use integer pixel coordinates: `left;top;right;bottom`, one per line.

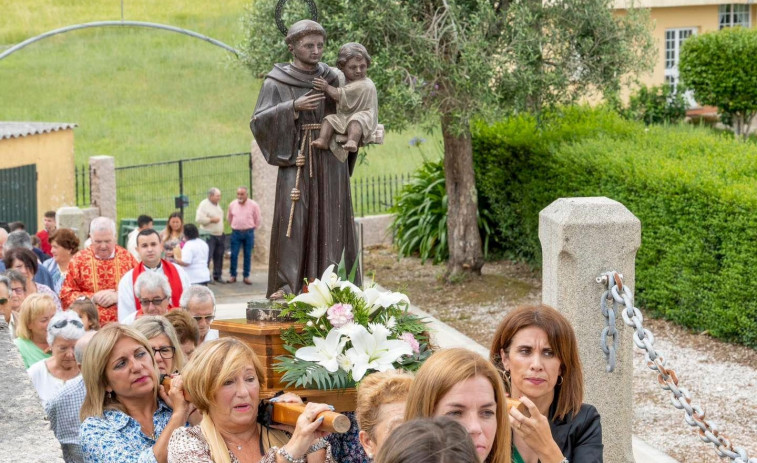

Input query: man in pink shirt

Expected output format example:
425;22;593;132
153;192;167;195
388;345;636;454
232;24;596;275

226;186;261;284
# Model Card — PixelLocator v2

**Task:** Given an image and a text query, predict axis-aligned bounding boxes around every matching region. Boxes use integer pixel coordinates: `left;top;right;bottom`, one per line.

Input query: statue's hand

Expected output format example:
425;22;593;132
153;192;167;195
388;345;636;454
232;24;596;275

313;77;329;91
293;92;325;112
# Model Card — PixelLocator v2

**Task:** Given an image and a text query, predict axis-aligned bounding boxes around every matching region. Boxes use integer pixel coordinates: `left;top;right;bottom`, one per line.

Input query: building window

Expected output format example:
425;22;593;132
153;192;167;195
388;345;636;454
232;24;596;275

664;28;697;106
719;4;750;29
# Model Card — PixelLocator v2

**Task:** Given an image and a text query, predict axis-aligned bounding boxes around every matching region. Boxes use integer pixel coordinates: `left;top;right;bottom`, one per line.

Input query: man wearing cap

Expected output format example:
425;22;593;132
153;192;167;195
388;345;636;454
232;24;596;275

250;19;361;300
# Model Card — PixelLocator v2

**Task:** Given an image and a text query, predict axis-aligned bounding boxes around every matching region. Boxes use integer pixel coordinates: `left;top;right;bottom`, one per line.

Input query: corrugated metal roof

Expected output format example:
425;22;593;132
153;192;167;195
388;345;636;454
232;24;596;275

0;122;77;140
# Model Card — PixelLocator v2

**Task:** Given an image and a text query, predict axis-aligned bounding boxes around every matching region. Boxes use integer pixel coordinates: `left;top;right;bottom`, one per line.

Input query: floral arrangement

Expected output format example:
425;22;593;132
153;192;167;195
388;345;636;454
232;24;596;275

275;265;432;390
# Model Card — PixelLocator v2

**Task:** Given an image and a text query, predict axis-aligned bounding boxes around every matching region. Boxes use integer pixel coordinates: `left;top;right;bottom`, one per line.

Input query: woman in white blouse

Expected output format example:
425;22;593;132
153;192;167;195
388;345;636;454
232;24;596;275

27;310;85;406
173;224;210;285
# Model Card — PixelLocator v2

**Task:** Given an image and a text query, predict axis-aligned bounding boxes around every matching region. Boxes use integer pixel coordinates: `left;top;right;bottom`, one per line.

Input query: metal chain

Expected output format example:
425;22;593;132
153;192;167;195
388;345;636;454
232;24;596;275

597;270;757;463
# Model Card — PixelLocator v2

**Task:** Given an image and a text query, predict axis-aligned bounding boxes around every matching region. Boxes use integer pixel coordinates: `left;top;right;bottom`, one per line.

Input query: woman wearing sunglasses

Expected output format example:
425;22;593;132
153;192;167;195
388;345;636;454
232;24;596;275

27;310;86;406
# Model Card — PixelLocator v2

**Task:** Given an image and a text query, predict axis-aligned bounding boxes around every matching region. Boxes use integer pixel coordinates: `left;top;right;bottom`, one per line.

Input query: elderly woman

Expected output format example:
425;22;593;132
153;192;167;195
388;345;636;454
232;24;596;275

133;316;186;376
351;370;414;460
123;272;174;324
490;304;603;463
173;224;210;285
0;274;12;326
164;310;200;359
80;324;191;463
13;293;57;368
27;310;85;406
405;348;511;463
4;270;28;337
167;337;335;463
374;418;480;463
4;247;61;311
42;228;80;294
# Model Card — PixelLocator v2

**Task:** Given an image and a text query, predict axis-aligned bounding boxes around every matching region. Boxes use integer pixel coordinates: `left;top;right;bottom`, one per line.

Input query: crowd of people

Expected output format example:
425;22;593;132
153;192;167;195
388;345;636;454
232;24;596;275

1;203;603;463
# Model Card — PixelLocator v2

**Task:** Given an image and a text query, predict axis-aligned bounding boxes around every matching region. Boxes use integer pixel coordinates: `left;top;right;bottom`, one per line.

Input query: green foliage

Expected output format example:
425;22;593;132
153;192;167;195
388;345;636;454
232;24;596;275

240;0;654;130
679;27;757;137
390;158;492;263
473;106;757;347
623;84;687;125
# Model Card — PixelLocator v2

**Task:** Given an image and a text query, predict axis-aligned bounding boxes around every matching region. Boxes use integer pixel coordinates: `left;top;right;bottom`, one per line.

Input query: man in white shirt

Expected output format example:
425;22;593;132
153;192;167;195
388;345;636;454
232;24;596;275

126;215;154;261
117;229;190;323
195;187;225;283
179;285;219;343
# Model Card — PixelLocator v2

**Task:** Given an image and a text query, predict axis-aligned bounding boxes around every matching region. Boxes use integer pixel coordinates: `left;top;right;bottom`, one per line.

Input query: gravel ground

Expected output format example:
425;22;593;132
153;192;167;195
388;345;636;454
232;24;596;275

364;246;757;463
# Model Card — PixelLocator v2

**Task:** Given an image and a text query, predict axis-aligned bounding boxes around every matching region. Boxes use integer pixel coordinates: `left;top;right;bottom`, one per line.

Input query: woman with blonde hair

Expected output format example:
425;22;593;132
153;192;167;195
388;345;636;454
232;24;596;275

168;337;335;463
354;370;414;460
404;348;511;463
133;315;186;375
13;293;57;368
79;324;190;462
490;304;602;463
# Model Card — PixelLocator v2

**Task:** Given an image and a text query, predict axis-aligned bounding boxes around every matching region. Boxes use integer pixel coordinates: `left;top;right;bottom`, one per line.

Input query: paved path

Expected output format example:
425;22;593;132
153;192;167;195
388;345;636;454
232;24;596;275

209;268;679;463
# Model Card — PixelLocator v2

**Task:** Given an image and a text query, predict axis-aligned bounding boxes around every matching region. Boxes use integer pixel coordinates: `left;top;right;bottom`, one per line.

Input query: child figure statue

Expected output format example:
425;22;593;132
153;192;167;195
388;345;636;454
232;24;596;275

311;42;379;161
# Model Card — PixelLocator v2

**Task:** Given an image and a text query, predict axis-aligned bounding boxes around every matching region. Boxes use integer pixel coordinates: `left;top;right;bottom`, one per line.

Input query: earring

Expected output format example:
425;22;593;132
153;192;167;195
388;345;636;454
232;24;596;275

106;391;114;400
557;375;564;386
504;370;511;381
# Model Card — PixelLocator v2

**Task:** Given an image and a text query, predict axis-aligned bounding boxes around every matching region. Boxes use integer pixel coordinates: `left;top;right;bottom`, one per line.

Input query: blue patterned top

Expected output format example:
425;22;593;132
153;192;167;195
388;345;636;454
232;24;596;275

80;399;173;463
326;411;371;463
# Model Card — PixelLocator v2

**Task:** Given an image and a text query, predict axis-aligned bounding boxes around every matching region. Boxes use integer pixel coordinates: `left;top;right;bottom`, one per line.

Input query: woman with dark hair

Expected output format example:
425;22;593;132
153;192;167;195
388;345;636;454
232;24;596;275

160;212;184;263
173;224;210;285
490;304;603;463
4;247;61;311
43;228;80;294
373;418;480;463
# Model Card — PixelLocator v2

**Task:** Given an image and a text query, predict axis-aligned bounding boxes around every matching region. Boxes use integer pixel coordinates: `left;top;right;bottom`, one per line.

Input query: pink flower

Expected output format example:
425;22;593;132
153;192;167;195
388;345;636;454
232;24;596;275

327;303;354;328
399;332;420;354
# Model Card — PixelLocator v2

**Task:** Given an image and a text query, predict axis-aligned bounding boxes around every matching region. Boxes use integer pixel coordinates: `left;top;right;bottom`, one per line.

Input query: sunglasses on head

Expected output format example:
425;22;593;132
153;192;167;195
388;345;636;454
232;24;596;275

52;319;84;329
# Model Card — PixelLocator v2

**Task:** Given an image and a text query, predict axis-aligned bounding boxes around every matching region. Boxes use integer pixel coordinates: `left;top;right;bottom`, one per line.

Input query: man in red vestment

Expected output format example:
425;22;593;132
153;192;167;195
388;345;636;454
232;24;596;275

60;217;136;325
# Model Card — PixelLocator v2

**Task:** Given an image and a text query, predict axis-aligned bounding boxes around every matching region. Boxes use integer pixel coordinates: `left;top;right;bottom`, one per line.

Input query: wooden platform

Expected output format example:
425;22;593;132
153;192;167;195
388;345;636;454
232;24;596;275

212;319;357;412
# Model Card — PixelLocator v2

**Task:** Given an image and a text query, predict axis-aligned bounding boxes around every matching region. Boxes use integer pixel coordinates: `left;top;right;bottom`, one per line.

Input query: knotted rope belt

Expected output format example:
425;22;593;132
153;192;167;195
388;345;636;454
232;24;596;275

287;123;321;238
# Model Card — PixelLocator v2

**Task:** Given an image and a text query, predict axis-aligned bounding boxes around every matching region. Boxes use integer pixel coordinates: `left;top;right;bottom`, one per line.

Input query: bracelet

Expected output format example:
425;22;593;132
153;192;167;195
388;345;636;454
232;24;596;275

559;459;569;463
307;438;329;454
277;446;306;463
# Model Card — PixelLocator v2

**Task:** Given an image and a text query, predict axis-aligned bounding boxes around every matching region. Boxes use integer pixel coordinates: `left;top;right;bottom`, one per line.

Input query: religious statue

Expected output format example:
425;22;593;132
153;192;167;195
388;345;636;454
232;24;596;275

250;19;362;300
310;42;379;161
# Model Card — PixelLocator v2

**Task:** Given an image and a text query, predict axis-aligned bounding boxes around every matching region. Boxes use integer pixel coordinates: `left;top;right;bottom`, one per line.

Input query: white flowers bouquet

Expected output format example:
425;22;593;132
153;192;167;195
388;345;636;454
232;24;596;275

275;265;431;390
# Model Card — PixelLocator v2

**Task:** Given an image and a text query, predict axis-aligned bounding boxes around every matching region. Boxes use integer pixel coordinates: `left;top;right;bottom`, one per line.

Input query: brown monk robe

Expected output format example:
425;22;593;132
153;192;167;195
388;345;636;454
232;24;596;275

250;20;362;299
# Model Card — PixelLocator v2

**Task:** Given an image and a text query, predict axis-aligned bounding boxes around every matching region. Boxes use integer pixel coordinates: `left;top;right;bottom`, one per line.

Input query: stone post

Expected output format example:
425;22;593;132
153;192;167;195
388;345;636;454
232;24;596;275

56;206;86;249
250;140;278;265
539;197;641;463
89;155;117;220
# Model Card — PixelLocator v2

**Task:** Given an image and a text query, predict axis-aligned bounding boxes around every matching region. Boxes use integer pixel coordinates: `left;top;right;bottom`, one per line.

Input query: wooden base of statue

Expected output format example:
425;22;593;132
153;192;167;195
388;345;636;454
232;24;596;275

210;300;357;412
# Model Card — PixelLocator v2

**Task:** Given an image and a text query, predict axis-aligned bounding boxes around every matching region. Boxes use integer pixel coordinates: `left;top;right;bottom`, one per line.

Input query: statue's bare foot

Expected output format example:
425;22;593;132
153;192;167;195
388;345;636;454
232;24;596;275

311;138;329;150
268;289;287;301
343;140;358;152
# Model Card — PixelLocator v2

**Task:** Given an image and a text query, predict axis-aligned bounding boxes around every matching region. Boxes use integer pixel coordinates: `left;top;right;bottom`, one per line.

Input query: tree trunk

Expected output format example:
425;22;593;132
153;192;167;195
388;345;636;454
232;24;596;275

441;114;484;279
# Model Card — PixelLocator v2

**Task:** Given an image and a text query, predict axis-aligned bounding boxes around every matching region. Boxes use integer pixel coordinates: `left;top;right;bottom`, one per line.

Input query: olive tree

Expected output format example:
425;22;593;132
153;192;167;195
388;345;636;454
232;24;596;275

679;26;757;138
240;0;653;279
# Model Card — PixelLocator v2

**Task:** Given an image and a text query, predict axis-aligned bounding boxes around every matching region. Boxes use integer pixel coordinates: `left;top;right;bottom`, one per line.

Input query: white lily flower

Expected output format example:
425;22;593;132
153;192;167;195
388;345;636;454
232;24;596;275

308;306;328;319
321;264;339;289
295;330;346;373
339;280;363;297
291;277;333;308
363;287;410;314
344;324;412;381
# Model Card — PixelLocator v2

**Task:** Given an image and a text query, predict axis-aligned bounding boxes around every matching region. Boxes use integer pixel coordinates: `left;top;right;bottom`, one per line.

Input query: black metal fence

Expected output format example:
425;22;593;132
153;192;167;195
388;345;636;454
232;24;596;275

351;174;409;217
76;154;410;222
114;153;252;223
74;164;91;207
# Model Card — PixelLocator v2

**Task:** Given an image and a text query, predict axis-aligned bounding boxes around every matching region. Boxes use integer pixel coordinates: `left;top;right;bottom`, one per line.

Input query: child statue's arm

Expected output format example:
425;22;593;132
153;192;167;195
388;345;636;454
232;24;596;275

313;77;340;102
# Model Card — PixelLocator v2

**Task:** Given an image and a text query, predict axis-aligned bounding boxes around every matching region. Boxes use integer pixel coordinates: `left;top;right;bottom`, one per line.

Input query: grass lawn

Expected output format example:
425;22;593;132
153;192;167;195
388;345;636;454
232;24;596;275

0;0;442;185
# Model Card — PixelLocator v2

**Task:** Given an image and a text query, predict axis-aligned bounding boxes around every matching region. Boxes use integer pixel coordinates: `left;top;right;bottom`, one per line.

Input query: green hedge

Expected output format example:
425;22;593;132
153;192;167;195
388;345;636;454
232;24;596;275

473;106;757;347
